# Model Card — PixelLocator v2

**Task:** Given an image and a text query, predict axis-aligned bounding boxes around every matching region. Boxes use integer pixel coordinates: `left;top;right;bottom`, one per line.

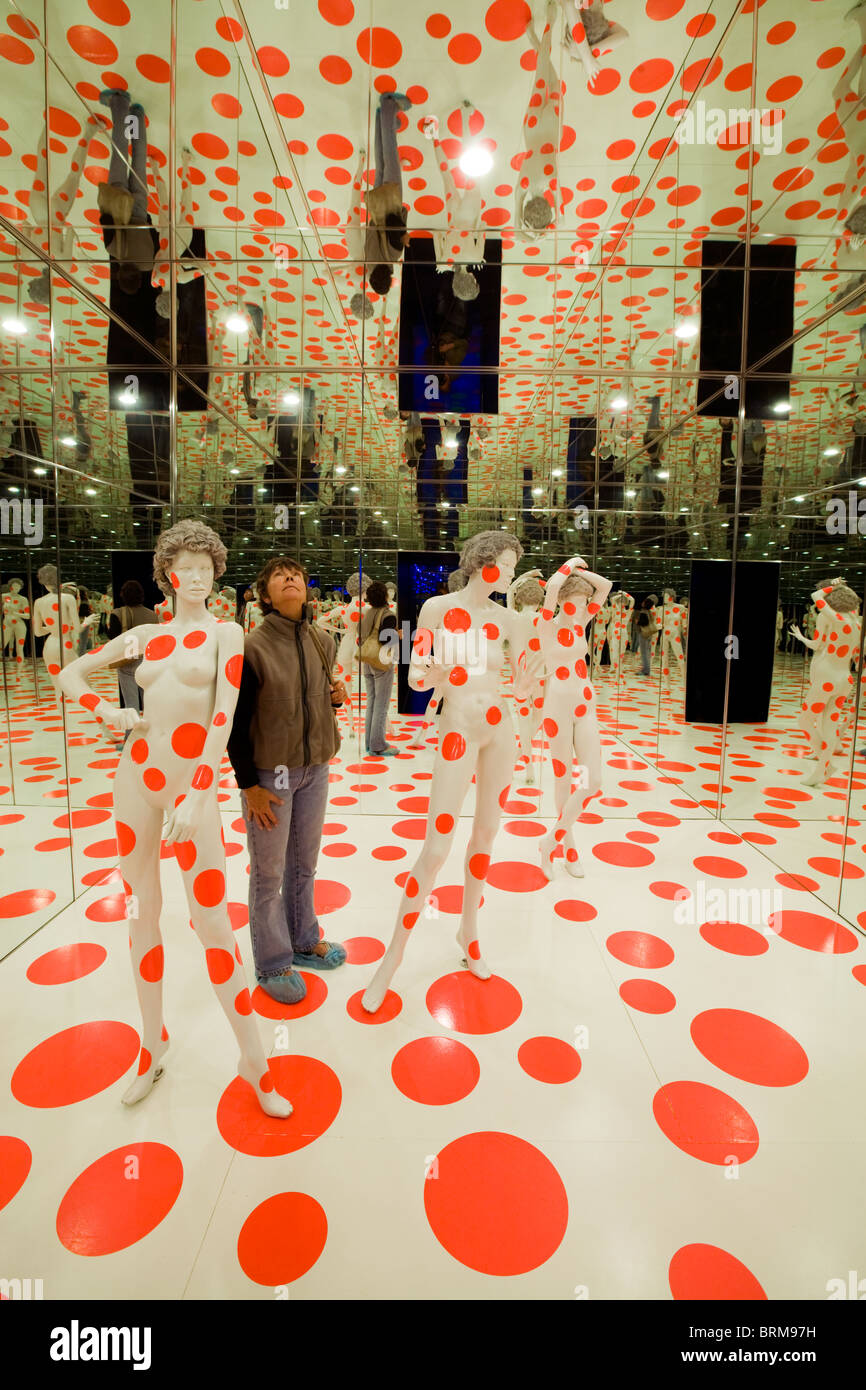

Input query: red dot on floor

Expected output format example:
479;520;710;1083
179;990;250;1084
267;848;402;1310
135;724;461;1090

653;1080;759;1165
766;909;858;954
0;888;56;917
607;931;674;968
391;1036;480;1104
251;973;327;1021
669;1243;767;1300
485;860;548;892
237;1191;328;1285
592;841;655;867
85;894;127;922
11;1021;140;1107
424;1131;568;1275
428;885;485;914
426;972;522;1034
343;936;385;963
619;979;676;1013
371;845;406;860
217;1055;341;1157
693;855;748;878
313;879;351;914
56;1142;183;1255
690;1009;809;1087
346;988;402;1023
26;942;107;984
699;921;769;956
554;899;598;922
392;818;427;840
0;1135;31;1212
649;880;688;900
517;1036;581;1083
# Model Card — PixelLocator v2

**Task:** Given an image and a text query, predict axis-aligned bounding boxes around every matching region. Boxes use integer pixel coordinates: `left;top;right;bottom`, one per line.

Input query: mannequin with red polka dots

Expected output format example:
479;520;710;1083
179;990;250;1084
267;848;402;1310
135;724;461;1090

790;580;862;787
32;565;97;701
362;532;526;1014
535;557;612;878
507;569;547;783
2;580;29;666
514;1;563;241
591;598;609;680
56;520;292;1120
660;588;686;685
606;588;634;680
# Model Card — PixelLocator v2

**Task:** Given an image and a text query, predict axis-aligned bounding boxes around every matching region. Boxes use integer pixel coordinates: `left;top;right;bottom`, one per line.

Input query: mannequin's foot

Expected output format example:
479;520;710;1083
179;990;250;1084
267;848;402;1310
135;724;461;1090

456;926;491;979
122;1035;169;1106
563;845;585;878
362;952;398;1013
538;832;558;881
237;1058;293;1118
802;765;826;787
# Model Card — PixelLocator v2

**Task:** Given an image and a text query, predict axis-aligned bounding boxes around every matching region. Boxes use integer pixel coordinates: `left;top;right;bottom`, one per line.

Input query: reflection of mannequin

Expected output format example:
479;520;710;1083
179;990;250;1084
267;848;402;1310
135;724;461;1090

790;581;862;786
644;592;663;663
56;520;291;1119
32;565;96;699
333;572;369;697
775;608;783;650
155;595;173;624
660;588;687;683
2;580;30;664
219;586;237;622
606;590;634;679
591;601;609;679
514;2;562;241
242;588;263;633
362;532;525;1013
507;570;546;782
536;558;612;878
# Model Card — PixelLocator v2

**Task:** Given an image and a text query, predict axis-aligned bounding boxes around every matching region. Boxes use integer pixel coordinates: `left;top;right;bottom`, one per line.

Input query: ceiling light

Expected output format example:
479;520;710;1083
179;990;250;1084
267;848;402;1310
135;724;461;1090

674;320;698;340
858;477;866;486
773;400;791;414
793;495;804;503
225;313;250;334
85;487;97;496
657;470;669;479
118;389;136;407
823;447;840;457
459;144;493;178
282;391;300;407
2;317;27;335
552;468;562;478
625;489;636;498
60;435;76;448
32;466;46;476
335;465;346;475
8;485;20;494
610;396;628;411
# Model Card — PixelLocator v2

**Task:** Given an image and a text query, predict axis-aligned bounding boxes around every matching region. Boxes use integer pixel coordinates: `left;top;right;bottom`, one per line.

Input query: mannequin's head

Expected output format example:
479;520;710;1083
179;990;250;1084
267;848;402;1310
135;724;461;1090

523;194;553;231
559;572;595;603
153;519;227;598
5;578;23;595
511;574;545;611
345;572;369;599
386;581;396;602
459;531;523;591
662;587;677;602
819;582;859;614
37;563;58;591
447;569;468;593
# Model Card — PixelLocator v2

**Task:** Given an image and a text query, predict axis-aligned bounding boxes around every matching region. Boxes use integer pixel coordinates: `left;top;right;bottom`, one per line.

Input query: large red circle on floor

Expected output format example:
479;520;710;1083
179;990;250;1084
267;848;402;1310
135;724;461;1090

343;935;385;963
766;909;858;954
391;1036;480;1104
237;1191;328;1285
85;894;127;922
485;860;548;892
346;988;403;1023
699;921;769;956
26;942;107;984
56;1142;183;1256
619;979;676;1013
313;879;351;914
669;1243;767;1300
426;972;523;1034
653;1081;759;1165
251;973;327;1020
553;898;597;922
0;1135;31;1212
217;1055;341;1157
0;888;56;917
592;841;655;867
606;931;674;968
690;1009;808;1087
424;1132;568;1275
11;1021;140;1107
517;1036;581;1083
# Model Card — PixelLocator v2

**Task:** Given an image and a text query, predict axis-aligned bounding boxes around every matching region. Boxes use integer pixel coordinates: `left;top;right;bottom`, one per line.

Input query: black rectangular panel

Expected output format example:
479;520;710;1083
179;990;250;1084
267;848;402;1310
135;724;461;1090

395;549;459;714
697;242;795;420
685;559;779;723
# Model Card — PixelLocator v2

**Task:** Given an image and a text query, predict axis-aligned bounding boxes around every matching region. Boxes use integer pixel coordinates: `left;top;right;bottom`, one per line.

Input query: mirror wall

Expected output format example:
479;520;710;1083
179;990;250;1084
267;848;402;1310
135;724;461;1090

1;0;865;964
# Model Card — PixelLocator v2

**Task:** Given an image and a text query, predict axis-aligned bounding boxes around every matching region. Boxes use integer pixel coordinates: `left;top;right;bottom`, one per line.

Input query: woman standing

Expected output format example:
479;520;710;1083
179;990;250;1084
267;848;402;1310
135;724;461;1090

359;581;399;756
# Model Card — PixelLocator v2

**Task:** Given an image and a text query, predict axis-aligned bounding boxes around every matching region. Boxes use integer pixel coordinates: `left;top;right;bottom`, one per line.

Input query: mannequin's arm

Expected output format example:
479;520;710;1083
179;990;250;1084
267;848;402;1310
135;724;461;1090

32;603;48;637
789;623;818;651
163;623;244;844
409;599;446;694
57;625;156;728
542;557;612;619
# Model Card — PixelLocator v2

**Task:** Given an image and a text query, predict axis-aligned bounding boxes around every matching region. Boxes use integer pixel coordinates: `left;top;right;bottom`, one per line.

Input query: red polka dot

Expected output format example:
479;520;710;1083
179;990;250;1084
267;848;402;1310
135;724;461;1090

237;1191;327;1285
485;0;531;42
392;1037;480;1104
435;813;455;834
195;46;230;76
143;768;166;792
371;845;406;861
691;1009;808;1088
0;1136;31;1213
342;936;385;964
314;880;351;914
485;861;547;892
649;881;689;901
205;947;235;984
27;943;107;984
693;855;747;878
517;1037;581;1083
319;0;354;23
553;899;597;922
356;26;401;67
441;731;467;761
215;16;242;41
426;972;522;1034
66;24;118;64
592;841;655;867
139;945;164;982
669;1244;767;1300
225;654;243;687
607;931;674;968
766;909;857;954
173;840;196;872
425;1132;567;1275
130;738;148;764
443;606;471;632
115;820;136;856
346;988;402;1023
11;1021;139;1107
0;888;56;918
700;921;769;956
630;58;675;93
320;54;352;83
619;979;676;1013
252;973;327;1021
56;1142;183;1255
193;869;225;907
145;633;175;661
257;44;290;76
136;53;170;83
448;32;482;63
218;1055;340;1156
171;723;207;758
653;1081;759;1165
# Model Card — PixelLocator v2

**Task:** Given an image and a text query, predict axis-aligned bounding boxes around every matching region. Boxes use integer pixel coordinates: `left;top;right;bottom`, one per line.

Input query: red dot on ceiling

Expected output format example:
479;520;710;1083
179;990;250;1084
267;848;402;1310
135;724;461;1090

356;26;402;67
192;132;230;160
274;93;304;119
136;53;170;83
426;14;452;39
0;35;34;61
669;1244;767;1300
485;0;531;42
318;0;355;24
57;1143;183;1255
215;16;243;42
317;132;353;160
320;54;352;83
424;1131;567;1274
66;25;118;64
212;93;242;119
237;1192;328;1285
257;44;289;76
448;33;482;63
196;46;231;76
629;58;674;94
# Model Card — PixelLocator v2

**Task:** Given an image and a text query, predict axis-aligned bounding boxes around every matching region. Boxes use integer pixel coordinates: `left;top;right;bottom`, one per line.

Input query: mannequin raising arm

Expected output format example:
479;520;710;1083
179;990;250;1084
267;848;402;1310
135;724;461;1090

57;626;152;729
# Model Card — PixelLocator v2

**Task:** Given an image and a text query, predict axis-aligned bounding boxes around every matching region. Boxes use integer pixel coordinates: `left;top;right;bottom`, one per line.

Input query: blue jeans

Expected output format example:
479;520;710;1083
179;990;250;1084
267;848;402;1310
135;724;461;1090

243;763;329;977
638;632;652;675
364;664;395;753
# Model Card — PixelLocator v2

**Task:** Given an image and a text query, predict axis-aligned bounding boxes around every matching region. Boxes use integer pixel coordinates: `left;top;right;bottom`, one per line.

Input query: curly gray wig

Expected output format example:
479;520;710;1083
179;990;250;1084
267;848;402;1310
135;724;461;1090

37;563;58;589
560;573;595;602
153;519;226;598
511;574;545;609
346;572;369;598
459;530;523;577
447;569;468;593
819;583;859;614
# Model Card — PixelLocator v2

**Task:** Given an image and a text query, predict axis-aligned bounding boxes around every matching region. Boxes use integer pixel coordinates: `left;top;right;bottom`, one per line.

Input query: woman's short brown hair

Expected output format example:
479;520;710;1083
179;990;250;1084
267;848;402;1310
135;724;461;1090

256;556;308;614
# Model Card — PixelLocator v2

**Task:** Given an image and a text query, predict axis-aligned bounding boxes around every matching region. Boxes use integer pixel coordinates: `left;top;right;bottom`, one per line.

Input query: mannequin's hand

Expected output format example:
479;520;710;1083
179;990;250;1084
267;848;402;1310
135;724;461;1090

83;613;99;627
163;792;205;846
789;623;803;641
102;704;142;732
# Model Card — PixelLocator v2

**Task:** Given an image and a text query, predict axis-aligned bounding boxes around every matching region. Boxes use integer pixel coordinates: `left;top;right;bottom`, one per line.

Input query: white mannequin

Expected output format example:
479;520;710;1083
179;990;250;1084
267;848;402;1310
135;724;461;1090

155;595;173;624
790;581;862;786
31;564;97;700
775;607;784;651
362;532;526;1013
242;588;263;633
606;589;634;679
318;573;368;697
591;600;609;679
507;569;546;782
2;580;29;664
660;588;686;684
56;521;291;1119
536;558;611;878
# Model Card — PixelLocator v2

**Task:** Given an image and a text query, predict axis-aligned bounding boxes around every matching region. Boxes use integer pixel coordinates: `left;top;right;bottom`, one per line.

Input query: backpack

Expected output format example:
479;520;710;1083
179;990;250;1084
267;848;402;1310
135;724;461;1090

359;609;391;671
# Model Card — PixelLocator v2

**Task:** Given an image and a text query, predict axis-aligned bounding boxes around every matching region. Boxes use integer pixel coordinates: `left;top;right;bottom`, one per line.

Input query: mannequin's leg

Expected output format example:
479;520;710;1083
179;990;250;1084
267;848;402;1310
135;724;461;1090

177;798;291;1117
540;698;601;876
113;785;169;1105
362;740;476;1012
802;705;838;785
539;713;574;877
456;724;513;976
